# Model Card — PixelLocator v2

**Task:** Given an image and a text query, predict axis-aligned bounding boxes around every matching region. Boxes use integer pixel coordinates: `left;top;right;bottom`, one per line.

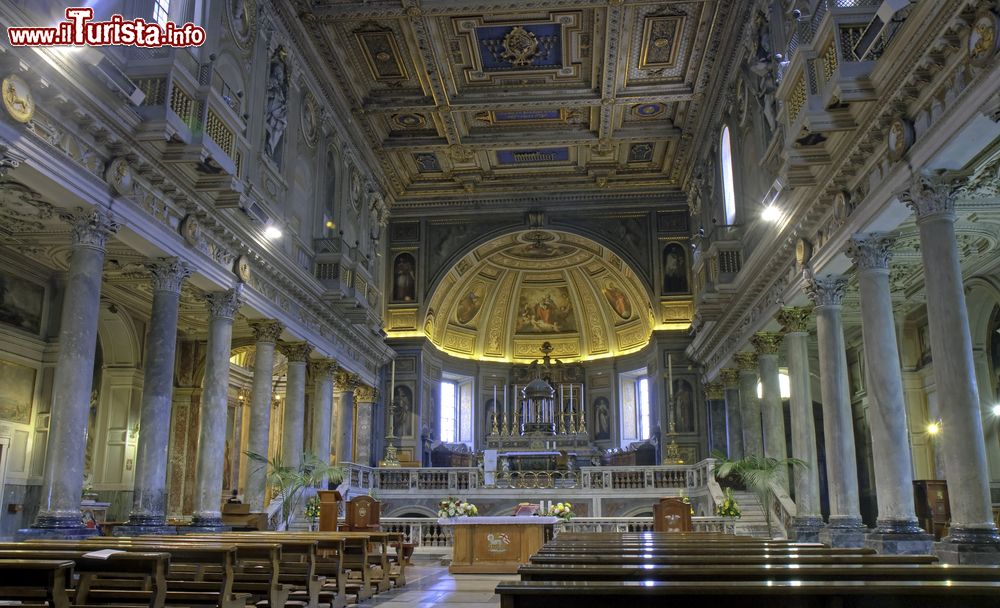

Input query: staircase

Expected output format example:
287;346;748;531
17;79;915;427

729;491;773;538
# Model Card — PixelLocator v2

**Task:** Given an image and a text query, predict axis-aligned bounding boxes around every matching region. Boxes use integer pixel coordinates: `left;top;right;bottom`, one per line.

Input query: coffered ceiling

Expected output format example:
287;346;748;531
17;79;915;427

293;0;746;203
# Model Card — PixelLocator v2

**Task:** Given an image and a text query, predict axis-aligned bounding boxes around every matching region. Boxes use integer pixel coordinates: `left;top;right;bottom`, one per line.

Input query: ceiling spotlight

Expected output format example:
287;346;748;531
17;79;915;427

992;404;1000;417
325;220;336;229
264;224;283;239
761;205;781;222
926;421;940;436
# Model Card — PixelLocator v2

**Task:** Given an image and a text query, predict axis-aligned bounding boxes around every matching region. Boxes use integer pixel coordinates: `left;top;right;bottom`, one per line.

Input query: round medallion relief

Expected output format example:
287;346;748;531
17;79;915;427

2;74;34;123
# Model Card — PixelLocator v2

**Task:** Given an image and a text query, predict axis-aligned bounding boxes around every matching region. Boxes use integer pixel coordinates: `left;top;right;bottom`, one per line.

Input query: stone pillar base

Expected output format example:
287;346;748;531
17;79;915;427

15;525;100;541
113;524;178;536
788;516;824;543
818;518;867;548
183;515;231;534
865;531;934;555
934;528;1000;565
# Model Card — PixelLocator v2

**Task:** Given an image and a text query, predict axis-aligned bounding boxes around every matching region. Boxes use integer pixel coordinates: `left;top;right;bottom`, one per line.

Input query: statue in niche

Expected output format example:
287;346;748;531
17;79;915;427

392;385;414;438
264;47;289;163
594;397;610;441
671;379;695;433
662;243;689;294
744;9;778;134
392;253;416;302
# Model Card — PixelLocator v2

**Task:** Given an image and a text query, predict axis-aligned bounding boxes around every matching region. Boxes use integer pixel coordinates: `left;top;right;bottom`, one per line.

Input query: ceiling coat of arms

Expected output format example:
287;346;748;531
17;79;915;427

501;26;540;67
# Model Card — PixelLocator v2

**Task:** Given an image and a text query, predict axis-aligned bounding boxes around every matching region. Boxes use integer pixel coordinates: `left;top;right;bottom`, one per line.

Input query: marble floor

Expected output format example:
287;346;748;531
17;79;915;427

357;565;505;607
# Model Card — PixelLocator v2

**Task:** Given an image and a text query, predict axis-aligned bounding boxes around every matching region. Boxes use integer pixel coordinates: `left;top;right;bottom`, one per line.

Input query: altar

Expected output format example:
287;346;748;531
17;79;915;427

440;516;560;574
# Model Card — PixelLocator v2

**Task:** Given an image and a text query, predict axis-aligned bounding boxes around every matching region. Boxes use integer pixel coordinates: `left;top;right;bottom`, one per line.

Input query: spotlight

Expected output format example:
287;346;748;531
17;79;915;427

992;404;1000;417
264;224;283;239
926;421;940;436
761;205;781;222
325;220;335;229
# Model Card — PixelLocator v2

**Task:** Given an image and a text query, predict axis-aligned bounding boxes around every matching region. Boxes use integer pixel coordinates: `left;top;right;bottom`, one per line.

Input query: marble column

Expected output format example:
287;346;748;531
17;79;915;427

720;368;743;459
310;359;337;466
847;234;932;554
752;332;788;480
704;381;728;457
353;384;378;466
900;173;1000;562
334;371;358;463
244;320;283;512
19;209;119;539
190;286;243;530
120;258;191;535
279;342;312;470
735;352;763;457
777;307;823;542
806;275;865;547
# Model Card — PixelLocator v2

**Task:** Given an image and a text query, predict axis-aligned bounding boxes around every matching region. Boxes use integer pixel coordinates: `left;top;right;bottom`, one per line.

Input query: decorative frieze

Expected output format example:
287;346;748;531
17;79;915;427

279;341;313;363
805;275;847;308
845;233;896;271
205;286;245;320
146;257;191;294
250;320;284;344
750;332;783;356
776;306;812;334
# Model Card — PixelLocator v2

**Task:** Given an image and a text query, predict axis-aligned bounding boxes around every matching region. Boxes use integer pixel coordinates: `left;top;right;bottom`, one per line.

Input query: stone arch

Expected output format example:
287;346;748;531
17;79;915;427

384;504;437;518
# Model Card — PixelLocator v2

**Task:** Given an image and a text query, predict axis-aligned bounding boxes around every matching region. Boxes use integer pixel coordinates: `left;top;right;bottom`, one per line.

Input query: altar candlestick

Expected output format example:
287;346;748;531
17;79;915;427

390;359;395;399
668;354;673;400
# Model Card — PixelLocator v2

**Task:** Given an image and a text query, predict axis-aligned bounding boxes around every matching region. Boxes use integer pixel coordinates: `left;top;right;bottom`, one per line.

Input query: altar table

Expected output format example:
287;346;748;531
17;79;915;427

440;516;560;574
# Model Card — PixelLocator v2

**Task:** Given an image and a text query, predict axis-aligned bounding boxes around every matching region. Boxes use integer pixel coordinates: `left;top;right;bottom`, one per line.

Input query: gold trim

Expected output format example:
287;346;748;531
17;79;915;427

638;16;684;70
355;28;410;82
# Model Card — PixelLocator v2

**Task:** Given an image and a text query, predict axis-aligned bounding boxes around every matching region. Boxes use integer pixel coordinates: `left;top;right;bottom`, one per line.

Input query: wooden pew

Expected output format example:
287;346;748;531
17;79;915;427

0;559;74;608
495;579;1000;608
529;552;938;566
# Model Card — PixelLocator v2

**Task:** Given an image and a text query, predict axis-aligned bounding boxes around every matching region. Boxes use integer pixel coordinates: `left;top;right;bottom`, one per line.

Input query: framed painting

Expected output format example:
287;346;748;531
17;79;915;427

0;359;36;424
0;271;44;334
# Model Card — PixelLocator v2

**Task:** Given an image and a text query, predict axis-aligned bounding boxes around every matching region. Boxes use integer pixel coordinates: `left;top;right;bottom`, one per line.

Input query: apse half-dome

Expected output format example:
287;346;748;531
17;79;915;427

424;230;655;362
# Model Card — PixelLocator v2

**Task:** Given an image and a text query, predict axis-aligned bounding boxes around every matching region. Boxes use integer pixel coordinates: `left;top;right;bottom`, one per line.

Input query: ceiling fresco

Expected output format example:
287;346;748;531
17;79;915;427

297;0;741;202
423;230;655;362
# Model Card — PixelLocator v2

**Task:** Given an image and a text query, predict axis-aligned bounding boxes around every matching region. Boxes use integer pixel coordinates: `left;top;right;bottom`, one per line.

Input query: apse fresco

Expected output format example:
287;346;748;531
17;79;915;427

456;283;487;325
516;286;576;334
601;281;632;320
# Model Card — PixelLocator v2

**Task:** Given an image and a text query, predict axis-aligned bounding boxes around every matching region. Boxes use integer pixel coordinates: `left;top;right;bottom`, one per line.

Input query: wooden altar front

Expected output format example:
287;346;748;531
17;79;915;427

441;516;559;574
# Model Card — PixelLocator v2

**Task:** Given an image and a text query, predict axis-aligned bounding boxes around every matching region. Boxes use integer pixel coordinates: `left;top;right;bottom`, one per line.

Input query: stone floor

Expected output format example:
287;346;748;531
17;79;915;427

356;565;504;607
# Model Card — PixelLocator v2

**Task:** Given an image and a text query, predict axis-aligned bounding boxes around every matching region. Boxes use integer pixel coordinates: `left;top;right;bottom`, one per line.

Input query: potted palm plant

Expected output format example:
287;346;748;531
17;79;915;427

246;451;345;530
711;452;805;538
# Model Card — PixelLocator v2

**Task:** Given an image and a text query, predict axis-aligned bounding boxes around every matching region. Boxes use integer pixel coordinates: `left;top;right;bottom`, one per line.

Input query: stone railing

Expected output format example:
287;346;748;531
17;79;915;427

380;516;737;548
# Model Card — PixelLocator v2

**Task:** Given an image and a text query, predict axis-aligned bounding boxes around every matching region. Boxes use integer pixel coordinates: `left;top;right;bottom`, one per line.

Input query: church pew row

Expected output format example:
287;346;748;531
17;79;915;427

535;545;876;556
0;559;74;608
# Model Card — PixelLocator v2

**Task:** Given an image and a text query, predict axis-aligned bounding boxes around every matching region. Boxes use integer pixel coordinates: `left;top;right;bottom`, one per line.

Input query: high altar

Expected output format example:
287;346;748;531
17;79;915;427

441;516;560;574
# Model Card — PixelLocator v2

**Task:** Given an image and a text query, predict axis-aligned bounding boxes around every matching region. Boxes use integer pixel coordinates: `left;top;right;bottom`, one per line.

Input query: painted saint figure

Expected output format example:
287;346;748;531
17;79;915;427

662;243;689;294
393;253;416;302
594;397;610;441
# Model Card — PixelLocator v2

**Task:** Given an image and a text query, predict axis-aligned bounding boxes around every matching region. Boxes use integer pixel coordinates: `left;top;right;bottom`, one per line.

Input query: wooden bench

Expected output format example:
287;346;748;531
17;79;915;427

0;559;74;608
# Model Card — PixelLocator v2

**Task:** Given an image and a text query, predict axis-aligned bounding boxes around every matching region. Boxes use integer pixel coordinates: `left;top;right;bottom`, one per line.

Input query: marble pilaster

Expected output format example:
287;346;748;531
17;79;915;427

20;209;119;539
310;359;337;470
334;371;359;463
279;342;312;470
806;275;865;547
190;286;243;530
777;307;823;542
846;234;932;554
244;320;283;512
353;384;378;467
704;381;728;457
735;353;763;457
119;258;191;535
751;332;788;489
719;368;743;459
900;173;1000;562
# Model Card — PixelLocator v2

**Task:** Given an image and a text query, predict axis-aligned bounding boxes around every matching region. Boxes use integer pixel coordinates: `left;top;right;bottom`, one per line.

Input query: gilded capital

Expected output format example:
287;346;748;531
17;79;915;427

777;306;812;334
897;171;957;222
734;351;758;371
146;257;191;294
205;285;244;320
278;341;313;363
846;233;896;271
60;207;120;250
309;358;338;377
334;369;360;391
805;275;847;307
750;331;783;356
704;381;725;400
353;384;378;403
250;320;284;344
719;367;740;387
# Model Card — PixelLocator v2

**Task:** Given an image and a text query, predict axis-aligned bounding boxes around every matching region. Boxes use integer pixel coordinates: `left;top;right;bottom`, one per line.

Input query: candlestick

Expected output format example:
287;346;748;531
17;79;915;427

390;359;395;399
668;354;673;400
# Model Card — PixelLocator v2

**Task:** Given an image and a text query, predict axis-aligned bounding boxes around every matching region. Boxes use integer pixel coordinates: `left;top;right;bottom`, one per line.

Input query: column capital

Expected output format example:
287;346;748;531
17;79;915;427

719;367;740;387
777;306;812;334
353;384;378;404
278;341;313;362
735;351;758;371
334;369;360;391
205;285;244;320
309;358;338;377
846;233;896;271
751;331;784;355
249;320;284;344
805;275;847;307
897;170;958;222
60;207;120;250
146;257;191;294
704;381;725;400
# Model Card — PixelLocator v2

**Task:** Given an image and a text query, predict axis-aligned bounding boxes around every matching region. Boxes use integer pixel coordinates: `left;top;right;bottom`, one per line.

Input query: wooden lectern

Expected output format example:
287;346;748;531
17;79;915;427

653;497;692;533
344;495;381;532
317;490;342;532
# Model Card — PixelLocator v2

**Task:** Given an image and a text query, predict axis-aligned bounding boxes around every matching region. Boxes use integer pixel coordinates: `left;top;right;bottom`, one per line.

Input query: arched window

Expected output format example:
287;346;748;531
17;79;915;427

720;126;737;225
152;0;171;26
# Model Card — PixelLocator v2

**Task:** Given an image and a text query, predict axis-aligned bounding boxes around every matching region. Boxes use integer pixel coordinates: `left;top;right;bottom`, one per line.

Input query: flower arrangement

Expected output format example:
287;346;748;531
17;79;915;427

715;488;742;518
304;495;322;521
543;502;574;521
438;496;478;517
